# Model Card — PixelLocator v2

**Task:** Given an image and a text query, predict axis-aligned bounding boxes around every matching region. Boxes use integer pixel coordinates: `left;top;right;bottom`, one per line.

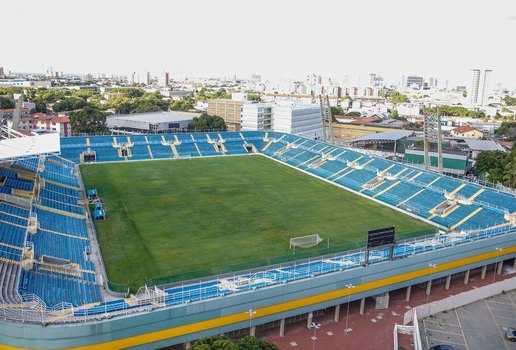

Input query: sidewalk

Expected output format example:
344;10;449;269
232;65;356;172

260;266;515;350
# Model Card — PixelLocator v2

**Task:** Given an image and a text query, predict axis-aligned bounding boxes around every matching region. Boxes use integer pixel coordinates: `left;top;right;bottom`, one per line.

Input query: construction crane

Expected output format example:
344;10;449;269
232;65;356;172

319;95;335;144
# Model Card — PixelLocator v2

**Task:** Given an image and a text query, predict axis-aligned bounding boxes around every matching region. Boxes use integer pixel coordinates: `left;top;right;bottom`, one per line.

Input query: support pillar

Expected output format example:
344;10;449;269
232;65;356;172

464;270;470;285
250;326;256;337
307;312;313;329
513;258;516;269
359;298;366;315
481;265;487;280
497;260;503;275
405;285;412;302
279;318;285;337
185;342;191;349
445;275;451;290
374;292;390;309
426;280;432;296
334;304;340;322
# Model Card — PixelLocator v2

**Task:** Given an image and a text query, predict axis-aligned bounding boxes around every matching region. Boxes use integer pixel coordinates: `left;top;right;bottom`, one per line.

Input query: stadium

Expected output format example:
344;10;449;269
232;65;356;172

0;130;515;349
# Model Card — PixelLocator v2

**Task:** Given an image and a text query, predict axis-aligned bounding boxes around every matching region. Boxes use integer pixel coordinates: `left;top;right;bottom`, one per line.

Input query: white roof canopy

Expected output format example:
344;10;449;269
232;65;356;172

0;133;60;161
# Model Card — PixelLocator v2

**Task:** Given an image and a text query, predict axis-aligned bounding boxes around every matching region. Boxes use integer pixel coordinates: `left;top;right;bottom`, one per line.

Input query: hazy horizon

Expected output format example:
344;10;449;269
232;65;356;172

3;0;516;88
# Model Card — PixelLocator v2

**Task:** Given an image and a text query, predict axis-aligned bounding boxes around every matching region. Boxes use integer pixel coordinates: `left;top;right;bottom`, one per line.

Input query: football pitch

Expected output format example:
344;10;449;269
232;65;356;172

81;156;434;290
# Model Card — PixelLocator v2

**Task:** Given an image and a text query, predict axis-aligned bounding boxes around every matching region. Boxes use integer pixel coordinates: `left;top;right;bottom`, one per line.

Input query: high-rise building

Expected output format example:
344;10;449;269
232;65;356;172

163;72;170;87
470;69;481;105
405;75;424;89
369;73;384;88
0;67;4;78
479;69;492;106
145;71;151;86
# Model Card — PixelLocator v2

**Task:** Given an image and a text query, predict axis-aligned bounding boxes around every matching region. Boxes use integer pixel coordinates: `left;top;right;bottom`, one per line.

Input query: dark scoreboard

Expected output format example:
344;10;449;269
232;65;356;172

367;226;395;248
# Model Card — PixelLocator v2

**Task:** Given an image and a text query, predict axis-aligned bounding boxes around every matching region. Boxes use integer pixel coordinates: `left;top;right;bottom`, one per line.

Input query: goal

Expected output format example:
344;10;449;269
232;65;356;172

289;234;327;254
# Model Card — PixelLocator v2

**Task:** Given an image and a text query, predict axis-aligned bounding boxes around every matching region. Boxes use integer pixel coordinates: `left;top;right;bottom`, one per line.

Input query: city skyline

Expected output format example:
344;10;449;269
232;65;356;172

2;0;516;89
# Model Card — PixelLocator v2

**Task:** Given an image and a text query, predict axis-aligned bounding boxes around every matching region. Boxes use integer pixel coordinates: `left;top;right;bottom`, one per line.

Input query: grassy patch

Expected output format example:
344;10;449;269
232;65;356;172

81;156;434;290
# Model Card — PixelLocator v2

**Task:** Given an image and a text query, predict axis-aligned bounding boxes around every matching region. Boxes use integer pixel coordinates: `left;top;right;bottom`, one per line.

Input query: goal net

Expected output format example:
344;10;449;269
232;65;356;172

290;234;325;252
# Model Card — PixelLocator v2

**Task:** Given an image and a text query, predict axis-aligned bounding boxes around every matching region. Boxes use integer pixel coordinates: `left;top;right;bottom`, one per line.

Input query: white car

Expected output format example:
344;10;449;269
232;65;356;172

506;330;516;342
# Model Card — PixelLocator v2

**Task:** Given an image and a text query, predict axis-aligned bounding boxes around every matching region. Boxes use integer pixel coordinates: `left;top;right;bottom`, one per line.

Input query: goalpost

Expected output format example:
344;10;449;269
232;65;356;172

289;234;328;254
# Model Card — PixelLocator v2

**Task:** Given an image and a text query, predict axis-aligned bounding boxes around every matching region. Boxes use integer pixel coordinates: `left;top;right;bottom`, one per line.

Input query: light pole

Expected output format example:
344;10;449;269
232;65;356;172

344;283;355;334
245;308;256;336
310;322;321;350
493;247;502;283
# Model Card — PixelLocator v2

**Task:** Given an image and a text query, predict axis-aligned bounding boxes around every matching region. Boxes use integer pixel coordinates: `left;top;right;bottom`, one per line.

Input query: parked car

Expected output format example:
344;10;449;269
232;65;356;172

429;345;456;350
506;330;516;341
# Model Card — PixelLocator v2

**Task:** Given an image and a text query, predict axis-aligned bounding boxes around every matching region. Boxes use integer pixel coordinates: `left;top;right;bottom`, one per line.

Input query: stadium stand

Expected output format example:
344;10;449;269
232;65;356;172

0;131;514;324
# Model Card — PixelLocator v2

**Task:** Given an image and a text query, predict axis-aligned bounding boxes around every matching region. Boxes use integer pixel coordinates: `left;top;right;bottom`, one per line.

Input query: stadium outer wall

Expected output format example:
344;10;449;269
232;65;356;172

0;233;514;349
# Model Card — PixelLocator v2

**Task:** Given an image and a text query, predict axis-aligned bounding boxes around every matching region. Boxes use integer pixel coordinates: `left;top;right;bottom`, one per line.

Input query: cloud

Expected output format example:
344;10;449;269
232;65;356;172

507;15;516;21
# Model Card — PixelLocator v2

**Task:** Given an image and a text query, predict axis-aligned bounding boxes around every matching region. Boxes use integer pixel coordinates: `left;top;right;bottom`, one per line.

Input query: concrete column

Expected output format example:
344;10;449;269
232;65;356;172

279;318;285;337
497;260;503;275
334;304;341;322
481;265;487;279
464;270;470;285
374;292;390;309
307;312;313;329
250;326;256;337
184;342;191;349
445;275;451;290
426;280;432;296
405;285;412;302
360;298;366;315
513;258;516;269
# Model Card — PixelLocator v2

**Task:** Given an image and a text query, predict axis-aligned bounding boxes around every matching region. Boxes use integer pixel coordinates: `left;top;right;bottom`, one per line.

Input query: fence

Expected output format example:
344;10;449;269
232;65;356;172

1;224;513;324
144;229;435;288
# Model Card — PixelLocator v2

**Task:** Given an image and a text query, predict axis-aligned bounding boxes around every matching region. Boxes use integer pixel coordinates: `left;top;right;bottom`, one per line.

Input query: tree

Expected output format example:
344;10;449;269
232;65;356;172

52;97;87;112
476;150;507;174
247;92;261;102
391;110;399;119
390;91;410;104
497;121;516;141
188;113;227;131
109;88;145;98
503;95;516;106
0;96;14;109
69;106;109;134
344;111;361;117
33;98;47;113
330;106;344;116
191;336;279;350
484;145;516;188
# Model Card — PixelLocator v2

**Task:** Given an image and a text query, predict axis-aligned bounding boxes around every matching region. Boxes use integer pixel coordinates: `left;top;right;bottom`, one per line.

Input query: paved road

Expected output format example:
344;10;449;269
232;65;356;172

420;290;516;350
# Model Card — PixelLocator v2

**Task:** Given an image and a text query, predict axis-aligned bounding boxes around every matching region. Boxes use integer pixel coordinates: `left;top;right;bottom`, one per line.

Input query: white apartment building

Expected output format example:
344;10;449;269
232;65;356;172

241;103;272;131
241;101;323;139
272;102;323;139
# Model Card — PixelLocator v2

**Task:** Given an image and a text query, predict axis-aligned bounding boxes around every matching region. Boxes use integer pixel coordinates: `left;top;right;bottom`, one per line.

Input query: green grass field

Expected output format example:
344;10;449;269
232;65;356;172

81;156;434;290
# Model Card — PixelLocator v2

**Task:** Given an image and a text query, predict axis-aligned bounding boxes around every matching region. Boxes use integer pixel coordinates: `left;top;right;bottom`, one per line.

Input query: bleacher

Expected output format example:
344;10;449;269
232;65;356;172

0;156;102;309
1;130;514;320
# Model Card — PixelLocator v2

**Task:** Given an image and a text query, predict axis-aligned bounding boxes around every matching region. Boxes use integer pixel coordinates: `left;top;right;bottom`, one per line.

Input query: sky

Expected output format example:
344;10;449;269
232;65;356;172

3;0;516;88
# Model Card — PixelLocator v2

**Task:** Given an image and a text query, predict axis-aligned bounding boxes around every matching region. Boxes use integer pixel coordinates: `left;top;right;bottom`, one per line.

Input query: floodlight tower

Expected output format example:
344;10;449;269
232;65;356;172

319;95;334;144
423;107;443;173
11;97;23;132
